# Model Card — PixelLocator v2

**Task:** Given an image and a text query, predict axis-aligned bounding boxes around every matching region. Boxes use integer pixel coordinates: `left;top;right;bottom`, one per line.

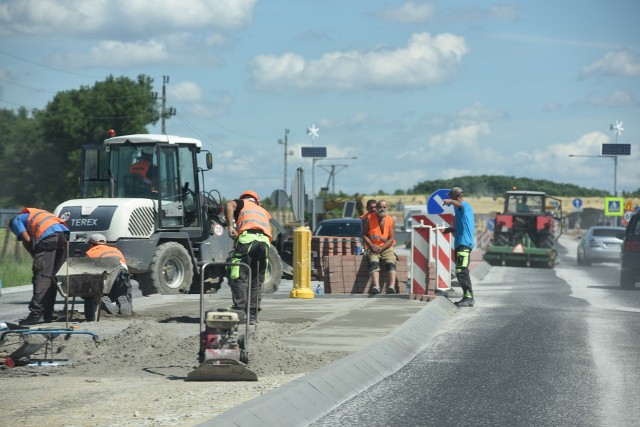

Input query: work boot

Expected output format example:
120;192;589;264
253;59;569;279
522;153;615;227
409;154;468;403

117;295;133;316
101;296;119;314
43;312;56;323
19;313;43;326
454;297;475;307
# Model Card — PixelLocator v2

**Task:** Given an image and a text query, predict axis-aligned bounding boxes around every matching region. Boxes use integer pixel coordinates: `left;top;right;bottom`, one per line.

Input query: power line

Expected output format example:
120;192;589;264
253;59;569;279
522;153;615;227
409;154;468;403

0;49;101;79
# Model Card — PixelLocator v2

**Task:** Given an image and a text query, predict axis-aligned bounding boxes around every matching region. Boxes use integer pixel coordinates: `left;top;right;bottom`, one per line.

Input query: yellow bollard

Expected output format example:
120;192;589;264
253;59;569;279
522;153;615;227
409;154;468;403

290;226;314;299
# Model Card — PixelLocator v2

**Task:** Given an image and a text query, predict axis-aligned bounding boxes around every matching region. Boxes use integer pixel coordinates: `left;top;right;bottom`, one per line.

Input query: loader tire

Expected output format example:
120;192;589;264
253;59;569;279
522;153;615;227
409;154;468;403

263;246;282;294
138;242;194;295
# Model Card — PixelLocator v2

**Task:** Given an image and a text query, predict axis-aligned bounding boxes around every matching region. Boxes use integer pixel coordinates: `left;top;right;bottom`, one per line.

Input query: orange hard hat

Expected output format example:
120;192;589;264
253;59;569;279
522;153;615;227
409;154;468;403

239;190;260;203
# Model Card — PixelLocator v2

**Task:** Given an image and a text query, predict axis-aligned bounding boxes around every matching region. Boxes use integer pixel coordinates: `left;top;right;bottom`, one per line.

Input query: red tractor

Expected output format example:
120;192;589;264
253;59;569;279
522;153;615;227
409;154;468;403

484;191;563;267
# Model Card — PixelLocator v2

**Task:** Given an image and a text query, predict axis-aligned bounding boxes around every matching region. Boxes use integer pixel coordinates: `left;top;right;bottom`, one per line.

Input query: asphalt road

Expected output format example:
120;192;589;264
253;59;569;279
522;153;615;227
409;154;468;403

313;236;640;427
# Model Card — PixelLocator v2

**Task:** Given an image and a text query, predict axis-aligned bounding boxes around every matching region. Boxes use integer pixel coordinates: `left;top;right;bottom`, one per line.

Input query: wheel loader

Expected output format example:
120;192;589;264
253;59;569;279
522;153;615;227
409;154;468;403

54;134;283;296
483;190;563;268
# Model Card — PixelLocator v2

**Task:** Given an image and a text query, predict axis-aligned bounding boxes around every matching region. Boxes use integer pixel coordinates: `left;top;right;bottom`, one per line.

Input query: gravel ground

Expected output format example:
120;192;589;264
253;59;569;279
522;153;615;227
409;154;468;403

1;307;349;427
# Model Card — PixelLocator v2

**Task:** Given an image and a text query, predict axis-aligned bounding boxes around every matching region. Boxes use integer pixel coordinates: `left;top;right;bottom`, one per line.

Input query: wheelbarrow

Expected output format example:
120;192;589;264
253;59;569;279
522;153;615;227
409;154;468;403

56;257;122;322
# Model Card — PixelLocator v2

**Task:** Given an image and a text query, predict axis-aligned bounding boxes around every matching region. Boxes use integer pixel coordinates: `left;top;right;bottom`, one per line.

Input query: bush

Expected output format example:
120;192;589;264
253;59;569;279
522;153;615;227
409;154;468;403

0;228;32;288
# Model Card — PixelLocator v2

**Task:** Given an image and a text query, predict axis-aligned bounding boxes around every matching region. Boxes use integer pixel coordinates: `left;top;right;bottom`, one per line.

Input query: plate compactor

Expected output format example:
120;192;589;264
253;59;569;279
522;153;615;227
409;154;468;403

186;308;257;381
187;261;259;381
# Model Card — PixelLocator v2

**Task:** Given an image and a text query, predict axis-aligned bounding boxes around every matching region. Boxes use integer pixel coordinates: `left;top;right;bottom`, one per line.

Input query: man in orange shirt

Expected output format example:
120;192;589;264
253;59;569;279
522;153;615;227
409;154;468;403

363;200;397;295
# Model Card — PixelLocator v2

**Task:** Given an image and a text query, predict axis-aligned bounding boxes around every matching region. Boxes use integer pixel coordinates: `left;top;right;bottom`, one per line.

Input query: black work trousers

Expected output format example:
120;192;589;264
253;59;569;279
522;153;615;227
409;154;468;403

29;232;67;317
455;245;474;298
229;237;269;312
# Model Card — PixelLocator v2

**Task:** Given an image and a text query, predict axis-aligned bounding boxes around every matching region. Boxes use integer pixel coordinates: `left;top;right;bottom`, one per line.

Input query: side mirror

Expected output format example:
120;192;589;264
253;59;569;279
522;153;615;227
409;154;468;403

206;152;213;170
616;231;625;240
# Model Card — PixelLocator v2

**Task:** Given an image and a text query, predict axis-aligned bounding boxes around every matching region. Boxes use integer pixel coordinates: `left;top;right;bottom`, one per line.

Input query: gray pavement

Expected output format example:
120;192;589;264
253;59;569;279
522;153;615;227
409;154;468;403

204;262;490;427
1;253;490;427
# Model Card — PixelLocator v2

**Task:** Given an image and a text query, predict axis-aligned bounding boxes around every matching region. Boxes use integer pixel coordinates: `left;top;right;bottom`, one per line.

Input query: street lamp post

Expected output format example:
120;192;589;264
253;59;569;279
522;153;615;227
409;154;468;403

278;129;291;224
278;129;290;194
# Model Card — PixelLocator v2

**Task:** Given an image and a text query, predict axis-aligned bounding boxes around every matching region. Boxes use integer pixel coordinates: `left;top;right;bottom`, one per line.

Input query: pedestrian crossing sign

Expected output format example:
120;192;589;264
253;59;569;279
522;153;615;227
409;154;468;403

605;197;624;216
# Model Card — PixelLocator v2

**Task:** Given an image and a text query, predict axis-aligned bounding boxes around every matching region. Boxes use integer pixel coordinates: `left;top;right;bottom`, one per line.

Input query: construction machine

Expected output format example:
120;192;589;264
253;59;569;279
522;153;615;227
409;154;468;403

483;190;563;268
54;134;283;296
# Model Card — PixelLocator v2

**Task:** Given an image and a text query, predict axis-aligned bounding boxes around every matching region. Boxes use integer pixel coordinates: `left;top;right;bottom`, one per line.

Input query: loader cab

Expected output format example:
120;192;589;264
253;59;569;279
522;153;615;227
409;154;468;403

79;134;205;230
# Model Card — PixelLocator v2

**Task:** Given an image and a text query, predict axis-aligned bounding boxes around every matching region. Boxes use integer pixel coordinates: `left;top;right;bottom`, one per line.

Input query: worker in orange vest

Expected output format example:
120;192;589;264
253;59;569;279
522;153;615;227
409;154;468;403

85;234;132;317
225;190;272;324
10;208;70;325
363;199;397;295
129;151;157;192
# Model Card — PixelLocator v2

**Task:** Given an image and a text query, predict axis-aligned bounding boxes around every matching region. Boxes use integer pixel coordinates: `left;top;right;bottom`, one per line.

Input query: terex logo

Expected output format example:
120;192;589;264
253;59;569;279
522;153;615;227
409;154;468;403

71;218;98;227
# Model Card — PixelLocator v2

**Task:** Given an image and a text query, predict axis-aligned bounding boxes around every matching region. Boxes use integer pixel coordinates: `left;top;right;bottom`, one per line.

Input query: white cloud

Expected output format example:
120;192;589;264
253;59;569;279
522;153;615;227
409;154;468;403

581;49;640;78
427;121;491;156
514;131;612;182
490;5;519;21
168;81;203;102
543;101;563;111
48;39;170;68
455;102;507;121
0;0;257;36
585;90;636;107
250;32;469;91
379;1;437;24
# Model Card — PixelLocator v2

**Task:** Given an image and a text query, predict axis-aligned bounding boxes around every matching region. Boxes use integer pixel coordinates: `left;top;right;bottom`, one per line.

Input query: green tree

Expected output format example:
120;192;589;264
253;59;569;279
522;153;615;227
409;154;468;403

0;107;43;208
0;75;159;210
38;74;159;206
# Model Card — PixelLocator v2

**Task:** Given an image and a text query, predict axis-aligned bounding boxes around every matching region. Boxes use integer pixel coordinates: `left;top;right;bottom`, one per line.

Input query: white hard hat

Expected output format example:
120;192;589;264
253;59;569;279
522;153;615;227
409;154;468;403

88;234;107;244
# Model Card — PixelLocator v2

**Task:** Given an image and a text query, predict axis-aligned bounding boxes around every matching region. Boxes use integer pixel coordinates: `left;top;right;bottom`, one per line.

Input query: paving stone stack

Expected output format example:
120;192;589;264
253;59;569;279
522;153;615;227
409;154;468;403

321;255;409;294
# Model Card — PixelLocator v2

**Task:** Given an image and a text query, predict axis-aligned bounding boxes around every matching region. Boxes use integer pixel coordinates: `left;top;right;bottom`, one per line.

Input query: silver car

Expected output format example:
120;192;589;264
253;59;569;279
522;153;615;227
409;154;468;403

577;226;625;266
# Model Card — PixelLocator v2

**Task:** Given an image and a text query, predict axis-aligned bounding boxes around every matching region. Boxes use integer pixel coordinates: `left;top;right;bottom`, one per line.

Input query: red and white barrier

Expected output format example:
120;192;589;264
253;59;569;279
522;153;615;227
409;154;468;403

410;213;454;294
476;229;492;249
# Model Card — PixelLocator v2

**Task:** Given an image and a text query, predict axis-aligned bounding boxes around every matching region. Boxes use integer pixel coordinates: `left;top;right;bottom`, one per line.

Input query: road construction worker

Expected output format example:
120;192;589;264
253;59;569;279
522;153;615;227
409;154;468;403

363;199;397;295
225;190;272;324
129;151;157;193
443;186;476;307
85;233;132;316
360;199;377;220
10;208;70;325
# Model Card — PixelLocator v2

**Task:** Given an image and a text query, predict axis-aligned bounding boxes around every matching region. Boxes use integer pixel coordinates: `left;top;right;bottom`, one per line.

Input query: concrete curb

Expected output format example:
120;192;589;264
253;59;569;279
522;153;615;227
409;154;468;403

204;297;457;427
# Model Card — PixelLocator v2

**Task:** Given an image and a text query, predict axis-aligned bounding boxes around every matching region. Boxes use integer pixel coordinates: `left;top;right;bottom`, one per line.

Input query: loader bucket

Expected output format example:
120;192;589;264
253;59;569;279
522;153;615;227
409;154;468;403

483;245;558;268
186;359;258;381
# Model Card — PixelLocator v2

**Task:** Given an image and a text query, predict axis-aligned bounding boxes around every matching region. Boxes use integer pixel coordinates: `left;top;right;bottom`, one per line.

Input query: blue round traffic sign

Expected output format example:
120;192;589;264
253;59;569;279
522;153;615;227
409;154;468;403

427;189;455;215
573;198;582;209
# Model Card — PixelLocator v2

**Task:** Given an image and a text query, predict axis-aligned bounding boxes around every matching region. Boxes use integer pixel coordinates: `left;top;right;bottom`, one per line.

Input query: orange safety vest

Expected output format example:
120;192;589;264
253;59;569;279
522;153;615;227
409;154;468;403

236;200;272;241
367;214;395;248
86;244;127;267
130;159;153;185
21;208;67;242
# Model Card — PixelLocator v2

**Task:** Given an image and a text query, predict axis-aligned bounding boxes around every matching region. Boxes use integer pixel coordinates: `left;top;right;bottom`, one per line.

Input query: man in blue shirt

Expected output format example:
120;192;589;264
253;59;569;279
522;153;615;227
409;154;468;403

10;208;70;325
443;187;476;307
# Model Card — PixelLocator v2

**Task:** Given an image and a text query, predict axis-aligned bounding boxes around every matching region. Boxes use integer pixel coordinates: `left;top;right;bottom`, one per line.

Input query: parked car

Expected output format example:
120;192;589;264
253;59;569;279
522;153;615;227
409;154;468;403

576;225;625;266
619;212;640;289
314;218;363;243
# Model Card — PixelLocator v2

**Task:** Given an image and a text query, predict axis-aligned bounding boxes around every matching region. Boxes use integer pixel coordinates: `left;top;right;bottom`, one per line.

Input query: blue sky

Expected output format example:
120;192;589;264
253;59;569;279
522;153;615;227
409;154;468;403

1;0;639;201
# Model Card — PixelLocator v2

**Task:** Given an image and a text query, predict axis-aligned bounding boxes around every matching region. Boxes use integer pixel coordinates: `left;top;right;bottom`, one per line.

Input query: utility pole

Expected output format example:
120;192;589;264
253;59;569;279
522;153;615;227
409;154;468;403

161;75;176;134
